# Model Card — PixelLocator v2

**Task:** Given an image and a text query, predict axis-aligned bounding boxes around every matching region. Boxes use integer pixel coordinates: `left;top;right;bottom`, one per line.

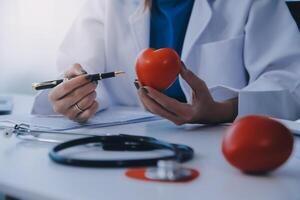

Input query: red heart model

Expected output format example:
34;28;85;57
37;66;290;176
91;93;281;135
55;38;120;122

222;115;294;174
135;48;181;91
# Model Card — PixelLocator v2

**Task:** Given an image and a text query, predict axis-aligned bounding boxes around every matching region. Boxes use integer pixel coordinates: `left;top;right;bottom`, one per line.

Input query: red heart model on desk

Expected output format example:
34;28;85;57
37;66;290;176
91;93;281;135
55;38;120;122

222;115;294;174
135;48;181;91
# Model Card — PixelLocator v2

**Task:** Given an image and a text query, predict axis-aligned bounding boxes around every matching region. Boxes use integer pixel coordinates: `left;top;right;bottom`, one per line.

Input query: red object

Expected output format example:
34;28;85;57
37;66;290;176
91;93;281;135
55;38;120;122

125;168;199;183
222;115;294;174
135;48;181;91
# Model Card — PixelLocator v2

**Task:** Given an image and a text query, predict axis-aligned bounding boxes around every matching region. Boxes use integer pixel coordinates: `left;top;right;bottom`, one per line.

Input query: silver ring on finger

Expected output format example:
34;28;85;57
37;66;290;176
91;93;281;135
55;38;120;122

74;103;84;113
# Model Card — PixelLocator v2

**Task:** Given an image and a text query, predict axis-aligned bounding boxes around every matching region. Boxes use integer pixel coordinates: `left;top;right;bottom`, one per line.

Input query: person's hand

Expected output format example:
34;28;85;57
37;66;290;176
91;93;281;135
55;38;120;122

48;64;99;123
136;64;238;125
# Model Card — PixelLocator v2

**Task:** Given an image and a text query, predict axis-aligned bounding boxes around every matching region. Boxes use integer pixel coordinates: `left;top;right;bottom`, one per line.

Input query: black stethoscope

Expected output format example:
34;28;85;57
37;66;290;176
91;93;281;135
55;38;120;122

3;124;196;181
2;124;194;168
49;134;194;168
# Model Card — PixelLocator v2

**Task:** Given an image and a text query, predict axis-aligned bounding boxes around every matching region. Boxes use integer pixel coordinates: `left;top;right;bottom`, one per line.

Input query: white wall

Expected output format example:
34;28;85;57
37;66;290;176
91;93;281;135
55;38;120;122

0;0;86;95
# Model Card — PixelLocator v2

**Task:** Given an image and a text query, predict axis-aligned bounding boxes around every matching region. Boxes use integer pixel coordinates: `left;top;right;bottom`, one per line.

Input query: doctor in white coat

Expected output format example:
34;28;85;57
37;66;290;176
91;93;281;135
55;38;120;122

32;0;300;125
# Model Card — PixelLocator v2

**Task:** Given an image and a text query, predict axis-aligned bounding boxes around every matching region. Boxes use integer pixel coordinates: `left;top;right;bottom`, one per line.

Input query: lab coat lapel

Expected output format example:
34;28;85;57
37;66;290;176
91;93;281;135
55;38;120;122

181;0;212;62
128;1;150;53
179;0;212;103
128;0;212;59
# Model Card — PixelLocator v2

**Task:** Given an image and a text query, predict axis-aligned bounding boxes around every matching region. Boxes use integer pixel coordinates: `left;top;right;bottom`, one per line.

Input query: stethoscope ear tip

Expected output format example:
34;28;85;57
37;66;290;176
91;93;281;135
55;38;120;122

3;128;14;138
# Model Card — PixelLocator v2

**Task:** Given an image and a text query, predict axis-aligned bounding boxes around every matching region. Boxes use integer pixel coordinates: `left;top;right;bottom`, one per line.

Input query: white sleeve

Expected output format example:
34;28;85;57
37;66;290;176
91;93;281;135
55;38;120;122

31;0;110;115
238;0;300;120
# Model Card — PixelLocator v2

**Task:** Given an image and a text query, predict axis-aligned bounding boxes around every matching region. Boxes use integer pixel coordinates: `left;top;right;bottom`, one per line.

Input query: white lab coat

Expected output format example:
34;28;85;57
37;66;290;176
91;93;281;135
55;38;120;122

32;0;300;120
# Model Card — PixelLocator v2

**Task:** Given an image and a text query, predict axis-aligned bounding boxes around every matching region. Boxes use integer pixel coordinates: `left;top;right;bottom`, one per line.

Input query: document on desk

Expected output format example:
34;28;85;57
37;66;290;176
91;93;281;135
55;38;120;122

0;106;161;131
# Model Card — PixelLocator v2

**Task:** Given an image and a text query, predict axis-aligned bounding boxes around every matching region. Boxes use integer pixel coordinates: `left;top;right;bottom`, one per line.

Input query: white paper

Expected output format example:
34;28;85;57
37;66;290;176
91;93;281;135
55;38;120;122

0;106;160;131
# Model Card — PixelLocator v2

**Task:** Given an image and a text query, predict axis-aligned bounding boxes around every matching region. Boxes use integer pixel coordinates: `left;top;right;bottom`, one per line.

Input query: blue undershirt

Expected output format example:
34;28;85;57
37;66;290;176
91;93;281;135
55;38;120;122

150;0;194;102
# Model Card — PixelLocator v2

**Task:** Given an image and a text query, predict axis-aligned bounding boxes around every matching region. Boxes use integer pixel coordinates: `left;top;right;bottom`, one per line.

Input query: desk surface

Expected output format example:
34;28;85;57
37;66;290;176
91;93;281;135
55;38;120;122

0;95;299;200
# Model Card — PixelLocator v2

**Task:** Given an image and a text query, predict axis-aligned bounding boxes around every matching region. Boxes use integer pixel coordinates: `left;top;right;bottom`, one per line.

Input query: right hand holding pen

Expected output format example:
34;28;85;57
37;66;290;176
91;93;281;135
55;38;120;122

48;64;99;123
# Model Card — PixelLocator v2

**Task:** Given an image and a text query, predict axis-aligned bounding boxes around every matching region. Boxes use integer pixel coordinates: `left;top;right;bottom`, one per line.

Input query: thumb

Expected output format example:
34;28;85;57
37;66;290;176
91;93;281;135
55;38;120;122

64;63;87;79
180;63;209;97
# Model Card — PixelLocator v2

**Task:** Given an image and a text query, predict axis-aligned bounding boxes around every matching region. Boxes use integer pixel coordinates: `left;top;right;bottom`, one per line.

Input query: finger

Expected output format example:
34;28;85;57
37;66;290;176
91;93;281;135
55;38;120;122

76;91;97;110
64;63;87;79
179;65;209;98
64;104;83;120
49;75;92;101
135;80;151;111
138;89;184;125
64;91;97;119
143;86;193;121
134;79;141;90
137;89;150;111
75;101;99;123
64;97;95;120
52;82;97;114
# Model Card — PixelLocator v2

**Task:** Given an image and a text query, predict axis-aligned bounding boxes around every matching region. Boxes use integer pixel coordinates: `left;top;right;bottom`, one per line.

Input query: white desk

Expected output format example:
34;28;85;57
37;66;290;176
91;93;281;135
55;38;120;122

0;95;299;200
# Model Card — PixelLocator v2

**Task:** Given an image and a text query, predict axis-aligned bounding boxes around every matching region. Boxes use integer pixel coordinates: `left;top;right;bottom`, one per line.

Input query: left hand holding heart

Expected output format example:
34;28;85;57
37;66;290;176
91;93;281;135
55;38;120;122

137;64;238;125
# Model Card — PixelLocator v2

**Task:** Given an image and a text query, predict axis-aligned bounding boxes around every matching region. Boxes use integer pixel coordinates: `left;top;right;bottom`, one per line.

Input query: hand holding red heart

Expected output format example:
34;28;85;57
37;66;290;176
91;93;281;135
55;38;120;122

135;48;238;125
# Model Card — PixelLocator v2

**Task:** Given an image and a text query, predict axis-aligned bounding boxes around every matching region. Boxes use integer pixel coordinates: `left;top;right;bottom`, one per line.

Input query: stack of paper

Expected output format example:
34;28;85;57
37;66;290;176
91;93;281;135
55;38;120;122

0;106;160;131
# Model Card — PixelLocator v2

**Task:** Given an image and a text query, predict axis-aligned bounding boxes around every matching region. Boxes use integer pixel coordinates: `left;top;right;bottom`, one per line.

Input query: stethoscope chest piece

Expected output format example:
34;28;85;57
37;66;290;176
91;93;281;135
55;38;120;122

125;160;200;183
145;160;193;181
3;128;14;138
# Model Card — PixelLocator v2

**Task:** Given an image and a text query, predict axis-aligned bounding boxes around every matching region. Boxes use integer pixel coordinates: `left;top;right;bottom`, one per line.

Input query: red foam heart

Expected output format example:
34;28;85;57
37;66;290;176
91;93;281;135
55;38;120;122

135;48;181;91
222;115;294;174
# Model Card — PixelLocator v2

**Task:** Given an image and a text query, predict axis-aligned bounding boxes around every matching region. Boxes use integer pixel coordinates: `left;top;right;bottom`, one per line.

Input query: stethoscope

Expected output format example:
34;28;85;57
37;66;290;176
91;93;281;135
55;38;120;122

2;123;196;181
49;134;194;168
3;123;96;143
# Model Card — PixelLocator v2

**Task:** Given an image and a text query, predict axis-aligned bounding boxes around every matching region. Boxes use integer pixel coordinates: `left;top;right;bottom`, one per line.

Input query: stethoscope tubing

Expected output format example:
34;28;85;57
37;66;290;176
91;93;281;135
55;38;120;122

49;135;194;168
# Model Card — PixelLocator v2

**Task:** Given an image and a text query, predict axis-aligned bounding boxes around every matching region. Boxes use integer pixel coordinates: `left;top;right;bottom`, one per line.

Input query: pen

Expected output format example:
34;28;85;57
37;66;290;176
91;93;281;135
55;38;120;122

32;71;125;90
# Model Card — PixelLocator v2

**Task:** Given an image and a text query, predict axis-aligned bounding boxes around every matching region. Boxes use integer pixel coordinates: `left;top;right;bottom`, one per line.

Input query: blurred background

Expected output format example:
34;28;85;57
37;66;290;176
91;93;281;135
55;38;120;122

0;0;298;96
0;0;86;95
